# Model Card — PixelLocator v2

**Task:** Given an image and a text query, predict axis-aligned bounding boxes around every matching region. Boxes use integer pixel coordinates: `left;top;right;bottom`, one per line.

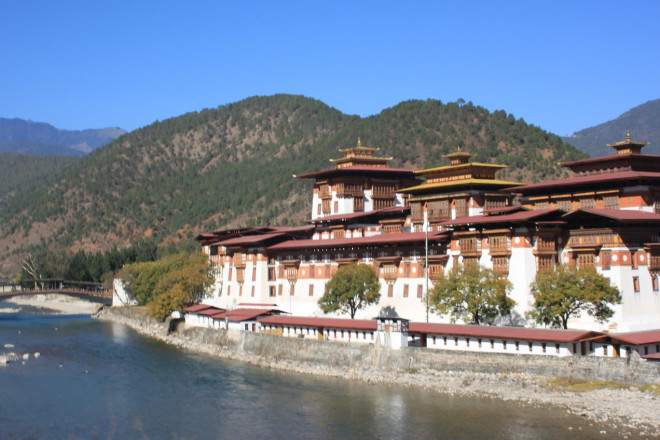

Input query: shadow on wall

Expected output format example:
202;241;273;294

494;311;526;327
378;306;400;318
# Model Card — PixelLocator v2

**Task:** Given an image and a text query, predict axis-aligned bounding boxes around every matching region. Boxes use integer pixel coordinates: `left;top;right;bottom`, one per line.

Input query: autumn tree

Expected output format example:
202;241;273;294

528;265;622;329
428;264;515;325
120;252;214;320
318;263;380;319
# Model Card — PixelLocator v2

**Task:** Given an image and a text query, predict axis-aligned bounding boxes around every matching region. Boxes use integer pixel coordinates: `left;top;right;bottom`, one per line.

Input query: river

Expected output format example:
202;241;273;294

0;312;636;439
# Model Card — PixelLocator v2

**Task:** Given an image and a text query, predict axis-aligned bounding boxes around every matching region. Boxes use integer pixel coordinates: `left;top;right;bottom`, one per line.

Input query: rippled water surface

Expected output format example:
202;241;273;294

0;313;633;439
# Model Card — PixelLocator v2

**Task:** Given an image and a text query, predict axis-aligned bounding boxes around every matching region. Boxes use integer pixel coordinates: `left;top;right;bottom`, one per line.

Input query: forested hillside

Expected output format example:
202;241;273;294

0;153;78;205
563;98;660;157
0;95;586;277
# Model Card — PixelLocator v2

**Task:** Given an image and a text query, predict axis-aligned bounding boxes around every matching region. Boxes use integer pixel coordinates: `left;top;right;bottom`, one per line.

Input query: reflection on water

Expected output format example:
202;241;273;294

0;313;639;439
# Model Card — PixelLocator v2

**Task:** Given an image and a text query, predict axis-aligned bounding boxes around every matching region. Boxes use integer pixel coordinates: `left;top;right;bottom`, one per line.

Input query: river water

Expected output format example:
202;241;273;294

0;312;634;439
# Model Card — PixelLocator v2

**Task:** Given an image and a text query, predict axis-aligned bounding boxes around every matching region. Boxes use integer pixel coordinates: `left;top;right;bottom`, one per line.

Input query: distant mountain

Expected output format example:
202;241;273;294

0;94;587;277
0;118;126;156
563;98;660;157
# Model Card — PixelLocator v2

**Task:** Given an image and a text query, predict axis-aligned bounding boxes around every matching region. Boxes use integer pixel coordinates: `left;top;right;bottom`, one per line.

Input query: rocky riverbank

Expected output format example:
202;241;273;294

94;306;660;438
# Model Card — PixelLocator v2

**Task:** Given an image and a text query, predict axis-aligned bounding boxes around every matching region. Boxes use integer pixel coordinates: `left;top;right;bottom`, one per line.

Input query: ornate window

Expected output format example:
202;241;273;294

492;256;509;275
557;200;572;212
603;196;620;209
455;198;468;218
580;198;596;209
410;202;424;223
428;200;450;222
383;223;402;234
601;251;611;270
459;237;478;253
354;197;364;212
536;255;556;271
577;253;595;268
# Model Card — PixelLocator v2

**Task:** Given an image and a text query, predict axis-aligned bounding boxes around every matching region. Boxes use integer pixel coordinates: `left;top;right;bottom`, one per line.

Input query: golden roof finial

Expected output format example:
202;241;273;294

357;137;362;147
626;130;631;142
457;145;461;152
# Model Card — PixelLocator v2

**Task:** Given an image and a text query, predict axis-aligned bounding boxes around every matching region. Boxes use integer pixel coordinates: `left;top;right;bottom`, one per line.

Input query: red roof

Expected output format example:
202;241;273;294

309;206;409;224
409;322;601;343
267;231;448;251
201;308;281;322
214;232;290;246
642;352;660;360
610;330;660;345
560;153;660;167
196;307;227;316
296;166;416;179
564;209;660;222
184;304;220;313
440;209;557;227
258;315;377;331
226;308;282;322
509;171;660;193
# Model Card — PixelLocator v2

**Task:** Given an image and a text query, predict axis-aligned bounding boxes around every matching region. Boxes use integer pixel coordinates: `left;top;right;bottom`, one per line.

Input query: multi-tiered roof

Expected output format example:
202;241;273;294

398;149;520;197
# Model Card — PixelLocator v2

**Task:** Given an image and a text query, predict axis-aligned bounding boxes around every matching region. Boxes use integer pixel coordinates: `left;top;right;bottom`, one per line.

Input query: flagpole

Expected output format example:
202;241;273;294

425;203;429;323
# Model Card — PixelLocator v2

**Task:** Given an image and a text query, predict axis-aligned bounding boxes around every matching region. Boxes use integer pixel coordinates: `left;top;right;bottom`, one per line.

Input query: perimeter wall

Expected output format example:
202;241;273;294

96;306;660;386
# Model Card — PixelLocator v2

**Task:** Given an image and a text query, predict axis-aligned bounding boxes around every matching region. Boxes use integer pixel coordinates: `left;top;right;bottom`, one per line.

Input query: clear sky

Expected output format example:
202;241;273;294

2;1;659;136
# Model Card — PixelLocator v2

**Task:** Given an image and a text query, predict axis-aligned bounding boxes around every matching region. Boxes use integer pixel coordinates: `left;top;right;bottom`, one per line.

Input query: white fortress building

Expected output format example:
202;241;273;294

197;134;660;333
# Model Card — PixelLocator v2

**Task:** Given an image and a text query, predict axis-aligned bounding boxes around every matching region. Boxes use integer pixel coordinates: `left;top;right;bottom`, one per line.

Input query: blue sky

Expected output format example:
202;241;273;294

2;1;659;136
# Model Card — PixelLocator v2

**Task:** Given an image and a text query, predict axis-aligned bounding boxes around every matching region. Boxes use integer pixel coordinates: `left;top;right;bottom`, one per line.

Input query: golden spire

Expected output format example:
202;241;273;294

357;137;362;147
607;131;649;155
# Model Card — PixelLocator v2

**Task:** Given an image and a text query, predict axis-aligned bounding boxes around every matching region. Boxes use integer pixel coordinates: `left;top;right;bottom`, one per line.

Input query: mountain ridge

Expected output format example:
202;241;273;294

563;98;660;157
0;117;126;156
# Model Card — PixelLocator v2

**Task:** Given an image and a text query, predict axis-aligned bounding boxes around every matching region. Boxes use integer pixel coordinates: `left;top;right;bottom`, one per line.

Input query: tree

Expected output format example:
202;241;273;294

120;252;213;320
428;264;515;325
318;263;380;319
147;253;214;321
528;265;622;329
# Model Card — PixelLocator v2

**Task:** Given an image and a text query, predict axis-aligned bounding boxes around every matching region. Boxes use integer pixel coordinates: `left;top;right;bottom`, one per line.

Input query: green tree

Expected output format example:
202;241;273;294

429;264;515;325
119;252;198;305
528;265;622;329
147;253;214;321
318;263;380;319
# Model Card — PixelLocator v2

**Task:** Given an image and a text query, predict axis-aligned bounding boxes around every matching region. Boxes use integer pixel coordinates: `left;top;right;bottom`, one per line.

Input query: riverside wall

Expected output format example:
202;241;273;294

95;306;660;386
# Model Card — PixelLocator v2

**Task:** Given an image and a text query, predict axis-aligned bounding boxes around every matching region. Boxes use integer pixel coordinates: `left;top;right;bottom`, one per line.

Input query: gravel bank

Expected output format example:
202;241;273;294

3;294;103;315
94;306;660;438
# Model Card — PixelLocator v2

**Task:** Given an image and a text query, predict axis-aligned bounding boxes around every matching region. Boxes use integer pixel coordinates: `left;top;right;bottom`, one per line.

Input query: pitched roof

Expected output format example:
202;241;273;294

509;171;660;193
267;231;448;251
208;308;283;322
563;209;660;223
409;322;601;343
440;209;558;227
610;330;660;345
399;178;521;194
560;153;660;167
296;165;416;179
258;315;377;331
309;206;409;224
184;304;221;313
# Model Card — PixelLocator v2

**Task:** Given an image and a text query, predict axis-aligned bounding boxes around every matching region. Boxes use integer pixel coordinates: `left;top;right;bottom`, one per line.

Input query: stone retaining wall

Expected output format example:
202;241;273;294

97;307;660;386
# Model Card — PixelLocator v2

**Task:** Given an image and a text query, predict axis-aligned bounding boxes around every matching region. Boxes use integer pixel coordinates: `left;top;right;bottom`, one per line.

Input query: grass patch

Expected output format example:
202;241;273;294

636;383;660;396
549;377;660;395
